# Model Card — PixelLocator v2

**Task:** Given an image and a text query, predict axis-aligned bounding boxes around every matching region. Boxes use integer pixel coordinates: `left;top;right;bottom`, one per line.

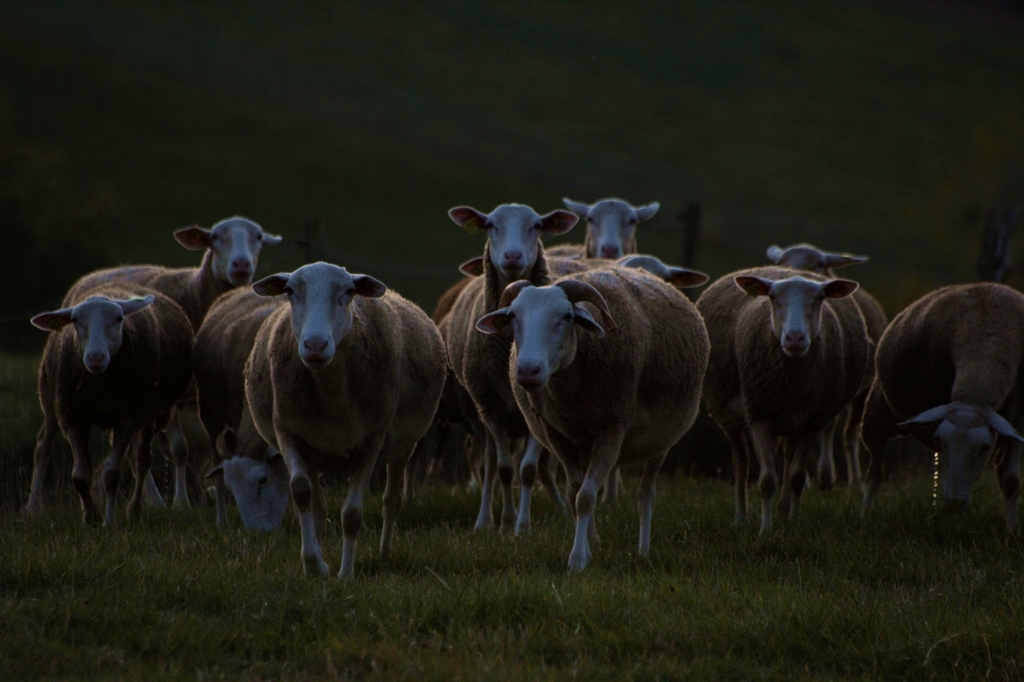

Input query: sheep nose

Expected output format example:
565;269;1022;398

784;331;807;346
303;337;329;354
516;362;544;388
504;251;523;267
84;352;108;373
600;245;621;258
230;259;253;277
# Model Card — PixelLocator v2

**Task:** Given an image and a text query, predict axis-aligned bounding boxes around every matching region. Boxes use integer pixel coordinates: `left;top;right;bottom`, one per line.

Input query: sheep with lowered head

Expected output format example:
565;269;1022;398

193;286;290;531
860;283;1024;529
245;262;446;577
26;216;283;514
30;284;193;526
441;203;577;532
477;266;710;570
696;267;869;531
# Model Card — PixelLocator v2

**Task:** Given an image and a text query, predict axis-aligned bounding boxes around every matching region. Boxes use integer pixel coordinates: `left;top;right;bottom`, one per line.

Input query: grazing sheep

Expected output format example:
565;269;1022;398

30;284;193;527
441;203;578;532
476;266;709;570
767;243;888;489
245;262;446;578
193;287;290;530
553;197;661;259
696;267;869;531
25;216;282;514
860;283;1024;529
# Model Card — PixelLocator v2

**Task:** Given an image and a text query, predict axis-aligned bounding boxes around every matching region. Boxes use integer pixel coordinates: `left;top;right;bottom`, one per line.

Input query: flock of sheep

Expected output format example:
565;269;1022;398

23;200;1024;578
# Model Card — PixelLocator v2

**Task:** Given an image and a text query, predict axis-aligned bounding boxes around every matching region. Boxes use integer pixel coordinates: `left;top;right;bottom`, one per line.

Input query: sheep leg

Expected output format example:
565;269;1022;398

402;430;428;502
143;471;166;508
844;393;868;491
568;433;623;571
127;428;156;522
66;426;102;526
25;408;58;514
207;468;229;528
996;441;1021;532
100;427;136;529
474;435;499;529
515;435;542;535
637;452;667;557
279;437;328;577
602;467;622;504
815;417;839;491
749;421;779;533
480;420;518;528
466;432;484;491
380;459;405;557
338;450;380;580
860;382;899;517
168;410;191;509
788;432;819;520
722;424;750;526
537;447;568;514
425;422;454;486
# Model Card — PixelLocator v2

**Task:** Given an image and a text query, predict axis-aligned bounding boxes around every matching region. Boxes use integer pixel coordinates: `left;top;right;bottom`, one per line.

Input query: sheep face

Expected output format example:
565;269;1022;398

563;198;659;259
220;455;290;532
174;216;283;287
900;402;1024;507
252;263;386;370
448;204;577;279
31;295;155;374
734;275;858;358
476;284;608;390
766;244;868;273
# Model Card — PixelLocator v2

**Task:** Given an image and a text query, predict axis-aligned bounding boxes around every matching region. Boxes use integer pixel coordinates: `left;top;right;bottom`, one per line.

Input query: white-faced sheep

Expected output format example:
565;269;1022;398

766;243;888;489
30;284;194;527
441;203;578;533
860;283;1024;530
696;267;869;532
25;216;282;514
477;266;710;570
245;262;447;578
549;197;660;260
193;287;290;531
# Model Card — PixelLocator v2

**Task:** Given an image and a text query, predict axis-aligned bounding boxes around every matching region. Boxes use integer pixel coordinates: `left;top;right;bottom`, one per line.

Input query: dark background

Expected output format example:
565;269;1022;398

3;0;1024;352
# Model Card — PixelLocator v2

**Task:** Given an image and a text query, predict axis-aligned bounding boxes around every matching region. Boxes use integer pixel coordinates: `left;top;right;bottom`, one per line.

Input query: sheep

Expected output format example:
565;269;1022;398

441;203;578;533
24;216;283;514
767;243;888;489
859;283;1024;530
192;286;290;530
696;266;869;531
245;262;447;577
476;266;710;570
551;197;661;259
29;284;194;527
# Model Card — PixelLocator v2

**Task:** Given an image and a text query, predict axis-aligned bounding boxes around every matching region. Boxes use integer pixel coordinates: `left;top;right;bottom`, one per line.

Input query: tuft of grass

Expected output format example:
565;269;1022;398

2;475;1022;680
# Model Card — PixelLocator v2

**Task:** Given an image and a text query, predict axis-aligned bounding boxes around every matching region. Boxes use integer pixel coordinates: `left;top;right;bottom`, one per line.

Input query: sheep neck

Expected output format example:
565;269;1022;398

483;241;552;311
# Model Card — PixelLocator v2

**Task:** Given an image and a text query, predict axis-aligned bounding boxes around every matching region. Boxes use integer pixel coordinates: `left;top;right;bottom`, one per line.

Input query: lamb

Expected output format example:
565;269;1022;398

696;267;869;531
441;203;578;532
859;283;1024;529
245;262;447;577
29;283;193;527
476;266;710;570
767;243;888;489
549;197;660;259
25;216;282;514
192;287;290;531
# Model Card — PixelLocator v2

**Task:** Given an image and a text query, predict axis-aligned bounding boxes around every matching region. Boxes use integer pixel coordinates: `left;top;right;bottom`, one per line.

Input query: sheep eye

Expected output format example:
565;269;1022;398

563;313;573;322
256;234;263;242
258;476;268;487
283;286;294;296
116;316;124;324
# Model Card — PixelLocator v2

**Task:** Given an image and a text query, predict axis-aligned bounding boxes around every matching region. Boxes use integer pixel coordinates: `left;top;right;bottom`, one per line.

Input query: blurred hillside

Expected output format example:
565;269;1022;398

2;0;1024;350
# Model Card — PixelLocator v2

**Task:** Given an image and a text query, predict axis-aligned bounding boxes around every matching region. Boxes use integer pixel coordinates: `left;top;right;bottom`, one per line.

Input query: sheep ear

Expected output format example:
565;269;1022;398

986;410;1024;444
476;308;512;334
261;232;283;246
766;245;785;263
634;201;660;222
667;267;709;289
562;198;591;218
822;279;859;299
252;273;291;297
823;253;868;269
898;404;955;429
572;304;606;337
734;276;773;297
538;210;578;235
205;463;224;480
459;257;485;277
31;308;75;331
449;206;490;235
174;226;213;251
352;275;387;299
116;295;156;317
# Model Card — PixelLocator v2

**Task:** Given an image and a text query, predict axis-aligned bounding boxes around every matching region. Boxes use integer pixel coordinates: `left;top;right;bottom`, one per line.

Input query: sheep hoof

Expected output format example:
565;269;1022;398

303;554;329;577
